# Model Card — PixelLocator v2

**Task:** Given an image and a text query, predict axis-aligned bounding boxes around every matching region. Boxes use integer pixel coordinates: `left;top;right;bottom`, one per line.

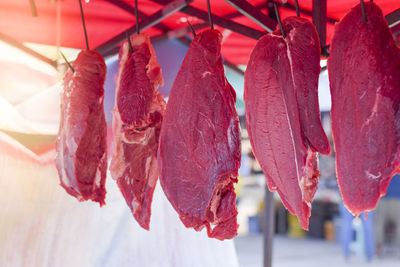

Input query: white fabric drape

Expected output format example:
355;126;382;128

0;53;239;267
0;150;239;266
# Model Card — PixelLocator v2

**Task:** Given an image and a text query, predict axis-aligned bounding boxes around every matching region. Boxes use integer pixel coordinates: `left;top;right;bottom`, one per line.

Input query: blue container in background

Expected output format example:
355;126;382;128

248;216;260;233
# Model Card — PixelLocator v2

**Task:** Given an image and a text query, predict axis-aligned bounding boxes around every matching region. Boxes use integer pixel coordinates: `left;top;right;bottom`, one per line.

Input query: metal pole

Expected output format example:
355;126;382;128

263;187;275;267
96;0;195;55
224;0;277;33
312;0;327;53
0;33;57;69
148;0;264;40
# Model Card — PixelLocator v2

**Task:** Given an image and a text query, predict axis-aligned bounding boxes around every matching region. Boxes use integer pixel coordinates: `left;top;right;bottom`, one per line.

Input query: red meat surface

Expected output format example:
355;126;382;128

328;2;400;216
110;34;165;230
158;29;241;240
244;17;330;230
56;50;107;206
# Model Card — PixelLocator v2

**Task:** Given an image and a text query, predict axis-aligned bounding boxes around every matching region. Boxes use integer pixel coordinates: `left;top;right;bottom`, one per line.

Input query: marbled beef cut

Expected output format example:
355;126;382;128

56;50;107;206
158;29;241;240
110;34;165;230
244;17;330;230
328;2;400;216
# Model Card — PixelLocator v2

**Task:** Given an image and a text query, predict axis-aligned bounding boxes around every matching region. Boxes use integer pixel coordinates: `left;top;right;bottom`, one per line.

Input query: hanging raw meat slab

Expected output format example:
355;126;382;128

328;2;400;216
110;34;166;230
158;29;241;240
56;50;108;206
244;17;330;230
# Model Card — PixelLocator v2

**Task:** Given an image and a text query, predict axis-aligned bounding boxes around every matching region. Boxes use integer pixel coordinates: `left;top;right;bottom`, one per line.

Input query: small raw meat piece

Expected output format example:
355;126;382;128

56;50;107;206
244;17;330;230
328;2;400;216
158;29;241;240
110;34;165;230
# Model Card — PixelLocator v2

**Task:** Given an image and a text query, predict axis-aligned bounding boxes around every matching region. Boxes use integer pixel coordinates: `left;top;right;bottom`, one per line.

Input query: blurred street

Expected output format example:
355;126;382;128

235;234;400;267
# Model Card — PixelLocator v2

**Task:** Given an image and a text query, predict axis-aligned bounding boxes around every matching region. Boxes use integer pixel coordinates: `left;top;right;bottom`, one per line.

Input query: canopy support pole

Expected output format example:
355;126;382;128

149;0;264;40
272;1;338;24
386;8;400;28
105;0;175;34
263;187;275;267
96;0;195;55
150;23;209;43
105;0;245;76
224;0;276;33
0;32;57;69
312;0;328;56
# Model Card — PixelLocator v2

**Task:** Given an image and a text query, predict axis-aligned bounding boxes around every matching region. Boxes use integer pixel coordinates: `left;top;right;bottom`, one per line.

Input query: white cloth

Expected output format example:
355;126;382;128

0;55;239;267
0;150;239;266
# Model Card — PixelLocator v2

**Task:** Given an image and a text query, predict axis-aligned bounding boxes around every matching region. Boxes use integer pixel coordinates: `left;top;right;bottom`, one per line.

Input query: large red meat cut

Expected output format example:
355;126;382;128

244;17;330;230
110;34;165;230
158;29;241;240
56;50;107;206
328;3;400;216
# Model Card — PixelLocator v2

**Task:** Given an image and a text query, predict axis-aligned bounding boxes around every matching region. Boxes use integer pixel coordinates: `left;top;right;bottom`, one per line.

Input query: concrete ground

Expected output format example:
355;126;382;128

234;234;400;267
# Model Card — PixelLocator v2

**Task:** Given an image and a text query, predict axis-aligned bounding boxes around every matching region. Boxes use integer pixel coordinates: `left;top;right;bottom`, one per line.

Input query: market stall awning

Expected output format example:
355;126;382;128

0;0;399;65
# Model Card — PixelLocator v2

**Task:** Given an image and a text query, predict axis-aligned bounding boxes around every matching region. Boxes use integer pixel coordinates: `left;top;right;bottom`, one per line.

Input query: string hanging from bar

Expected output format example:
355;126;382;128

78;0;89;50
126;31;133;53
206;0;214;30
135;0;140;34
361;0;367;23
59;51;75;73
187;21;197;37
29;0;37;17
294;0;300;17
274;3;286;39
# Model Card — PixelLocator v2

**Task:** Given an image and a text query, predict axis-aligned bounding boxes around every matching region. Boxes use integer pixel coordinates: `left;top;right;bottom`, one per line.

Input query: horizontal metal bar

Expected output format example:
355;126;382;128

223;60;244;76
180;6;265;39
386;8;400;28
105;0;245;76
272;0;338;24
149;0;264;40
151;22;209;43
0;32;57;69
105;0;172;32
391;23;400;40
175;36;245;76
224;0;276;32
103;36;244;77
96;0;194;55
228;2;268;18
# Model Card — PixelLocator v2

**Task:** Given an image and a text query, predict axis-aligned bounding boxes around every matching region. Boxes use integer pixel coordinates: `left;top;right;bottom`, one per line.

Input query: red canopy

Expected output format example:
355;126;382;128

0;0;399;65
